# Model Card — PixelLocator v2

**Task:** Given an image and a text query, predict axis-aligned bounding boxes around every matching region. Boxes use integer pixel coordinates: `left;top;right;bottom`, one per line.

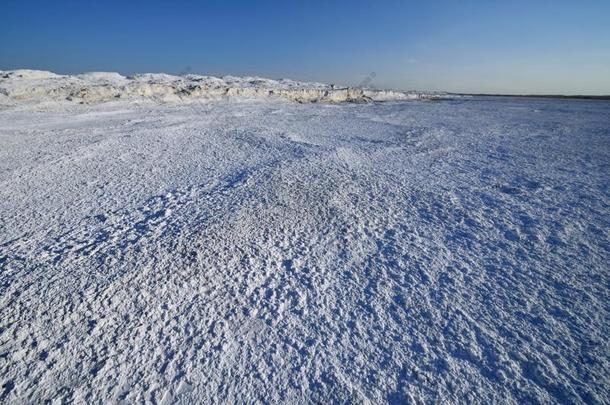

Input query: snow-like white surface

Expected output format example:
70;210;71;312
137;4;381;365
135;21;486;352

0;85;609;403
0;70;434;105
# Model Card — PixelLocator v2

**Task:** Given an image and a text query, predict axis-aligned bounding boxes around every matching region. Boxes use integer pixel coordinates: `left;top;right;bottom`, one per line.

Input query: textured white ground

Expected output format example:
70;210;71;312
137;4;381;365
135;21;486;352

0;91;609;403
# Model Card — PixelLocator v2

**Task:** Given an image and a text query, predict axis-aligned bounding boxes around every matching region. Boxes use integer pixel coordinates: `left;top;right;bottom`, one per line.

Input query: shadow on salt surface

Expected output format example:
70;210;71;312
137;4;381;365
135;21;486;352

33;130;317;273
32;165;259;276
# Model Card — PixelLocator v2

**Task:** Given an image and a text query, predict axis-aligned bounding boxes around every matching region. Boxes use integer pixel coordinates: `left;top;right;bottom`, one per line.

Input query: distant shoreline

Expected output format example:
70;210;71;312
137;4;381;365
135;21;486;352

452;93;610;101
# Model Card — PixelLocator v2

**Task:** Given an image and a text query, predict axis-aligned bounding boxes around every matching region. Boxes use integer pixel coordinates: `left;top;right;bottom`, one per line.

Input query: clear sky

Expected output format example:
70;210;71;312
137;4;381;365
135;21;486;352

2;0;609;94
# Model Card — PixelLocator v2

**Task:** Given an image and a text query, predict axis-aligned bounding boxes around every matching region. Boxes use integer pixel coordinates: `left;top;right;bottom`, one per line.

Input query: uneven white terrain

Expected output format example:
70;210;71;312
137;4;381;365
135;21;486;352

0;71;609;403
0;70;432;104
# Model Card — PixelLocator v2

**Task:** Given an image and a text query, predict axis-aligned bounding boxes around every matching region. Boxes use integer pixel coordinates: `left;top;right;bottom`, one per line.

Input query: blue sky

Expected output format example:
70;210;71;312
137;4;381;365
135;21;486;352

1;0;609;94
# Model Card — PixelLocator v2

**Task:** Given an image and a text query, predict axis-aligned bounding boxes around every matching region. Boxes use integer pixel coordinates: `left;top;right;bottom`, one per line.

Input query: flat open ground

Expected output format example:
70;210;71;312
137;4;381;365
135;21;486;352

1;96;609;403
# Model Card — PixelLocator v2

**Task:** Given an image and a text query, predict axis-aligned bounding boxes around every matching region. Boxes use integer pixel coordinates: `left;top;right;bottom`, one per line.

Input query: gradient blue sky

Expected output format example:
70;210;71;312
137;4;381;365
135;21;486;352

2;0;609;94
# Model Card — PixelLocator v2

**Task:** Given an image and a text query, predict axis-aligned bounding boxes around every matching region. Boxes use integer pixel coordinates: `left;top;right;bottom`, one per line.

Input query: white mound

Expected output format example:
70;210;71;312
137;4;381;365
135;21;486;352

76;72;128;84
1;69;62;79
0;69;443;104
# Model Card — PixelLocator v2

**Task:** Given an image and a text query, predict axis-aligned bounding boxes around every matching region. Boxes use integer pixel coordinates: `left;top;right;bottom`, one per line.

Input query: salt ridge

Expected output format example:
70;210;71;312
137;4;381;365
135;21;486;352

0;69;445;104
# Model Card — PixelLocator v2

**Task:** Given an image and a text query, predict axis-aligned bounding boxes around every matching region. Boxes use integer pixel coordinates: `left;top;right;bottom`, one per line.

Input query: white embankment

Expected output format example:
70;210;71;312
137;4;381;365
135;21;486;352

0;69;445;104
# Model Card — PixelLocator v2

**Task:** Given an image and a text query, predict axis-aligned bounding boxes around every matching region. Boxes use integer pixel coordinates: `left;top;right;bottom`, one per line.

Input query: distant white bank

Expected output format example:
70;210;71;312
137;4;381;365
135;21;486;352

0;69;447;104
